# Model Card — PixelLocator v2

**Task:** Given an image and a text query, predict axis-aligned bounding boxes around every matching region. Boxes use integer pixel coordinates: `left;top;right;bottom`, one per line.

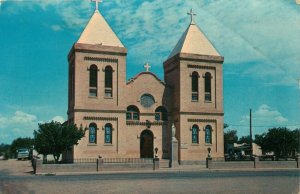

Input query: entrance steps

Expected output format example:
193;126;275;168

160;159;170;168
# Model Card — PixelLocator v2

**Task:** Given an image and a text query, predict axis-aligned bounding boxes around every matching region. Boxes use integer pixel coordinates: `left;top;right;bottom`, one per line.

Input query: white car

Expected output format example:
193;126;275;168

17;148;30;160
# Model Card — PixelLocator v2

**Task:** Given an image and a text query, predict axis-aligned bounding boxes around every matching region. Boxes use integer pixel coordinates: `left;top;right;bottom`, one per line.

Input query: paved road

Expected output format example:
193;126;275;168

0;160;299;194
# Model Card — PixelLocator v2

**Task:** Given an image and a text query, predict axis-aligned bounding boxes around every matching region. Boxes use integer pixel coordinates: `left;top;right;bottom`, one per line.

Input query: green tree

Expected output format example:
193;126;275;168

0;144;11;159
34;121;85;163
254;133;266;150
10;137;34;158
224;130;238;153
223;123;229;129
291;129;300;154
237;135;251;144
255;127;298;159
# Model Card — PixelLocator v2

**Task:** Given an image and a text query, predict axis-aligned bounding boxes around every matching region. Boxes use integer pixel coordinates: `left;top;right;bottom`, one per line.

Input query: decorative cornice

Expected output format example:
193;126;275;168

73;43;127;56
84;56;118;63
187;64;216;70
180;112;224;116
187;118;217;123
74;109;126;114
163;53;224;66
126;121;167;126
83;116;118;121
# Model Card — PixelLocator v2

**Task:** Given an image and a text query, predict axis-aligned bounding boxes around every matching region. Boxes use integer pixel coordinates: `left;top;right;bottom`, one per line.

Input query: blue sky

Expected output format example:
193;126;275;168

0;0;299;144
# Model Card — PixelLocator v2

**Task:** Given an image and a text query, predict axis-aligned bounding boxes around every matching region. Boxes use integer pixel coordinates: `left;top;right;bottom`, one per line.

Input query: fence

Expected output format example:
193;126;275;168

207;156;300;169
34;157;159;174
103;158;153;164
74;158;97;163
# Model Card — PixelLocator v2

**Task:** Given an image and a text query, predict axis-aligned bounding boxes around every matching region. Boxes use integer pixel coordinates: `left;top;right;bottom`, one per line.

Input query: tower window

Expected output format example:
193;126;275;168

89;65;98;97
104;66;113;98
205;72;212;101
104;123;112;144
126;105;140;120
191;71;199;101
205;125;212;144
89;123;97;144
192;124;199;144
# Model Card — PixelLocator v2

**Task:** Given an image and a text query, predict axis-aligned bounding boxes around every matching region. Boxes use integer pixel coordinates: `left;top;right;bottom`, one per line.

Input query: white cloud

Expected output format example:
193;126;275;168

109;0;299;86
253;104;288;124
239;104;289;136
51;116;65;123
0;110;37;144
4;0;299;86
0;111;36;127
51;25;62;31
11;111;36;123
0;110;66;144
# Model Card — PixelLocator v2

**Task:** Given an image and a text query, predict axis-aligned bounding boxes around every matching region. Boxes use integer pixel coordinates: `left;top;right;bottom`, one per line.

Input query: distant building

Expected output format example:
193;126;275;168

66;5;224;164
226;143;262;158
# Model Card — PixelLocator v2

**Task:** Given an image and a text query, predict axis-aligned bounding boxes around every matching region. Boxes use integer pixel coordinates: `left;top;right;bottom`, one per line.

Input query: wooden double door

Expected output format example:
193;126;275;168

140;130;154;158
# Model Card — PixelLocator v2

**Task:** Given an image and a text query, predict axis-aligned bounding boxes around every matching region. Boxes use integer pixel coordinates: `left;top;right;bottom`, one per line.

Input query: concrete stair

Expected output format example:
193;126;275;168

160;159;170;168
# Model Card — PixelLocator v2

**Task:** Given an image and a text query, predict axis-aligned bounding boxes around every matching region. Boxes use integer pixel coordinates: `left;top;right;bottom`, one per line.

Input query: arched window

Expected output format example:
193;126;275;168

104;123;112;144
205;72;212;101
191;71;199;101
192;124;199;144
89;65;98;97
105;66;113;97
89;123;97;144
126;105;140;120
205;125;212;144
155;106;168;121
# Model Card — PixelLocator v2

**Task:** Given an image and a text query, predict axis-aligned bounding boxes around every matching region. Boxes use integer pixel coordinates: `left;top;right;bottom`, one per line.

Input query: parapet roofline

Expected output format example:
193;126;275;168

127;72;166;86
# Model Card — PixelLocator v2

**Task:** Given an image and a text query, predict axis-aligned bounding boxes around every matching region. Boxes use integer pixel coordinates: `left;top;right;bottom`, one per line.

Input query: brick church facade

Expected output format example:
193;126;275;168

67;7;224;164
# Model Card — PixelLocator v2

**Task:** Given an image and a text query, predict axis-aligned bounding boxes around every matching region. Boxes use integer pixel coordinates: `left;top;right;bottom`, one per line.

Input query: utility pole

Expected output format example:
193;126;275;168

250;109;253;158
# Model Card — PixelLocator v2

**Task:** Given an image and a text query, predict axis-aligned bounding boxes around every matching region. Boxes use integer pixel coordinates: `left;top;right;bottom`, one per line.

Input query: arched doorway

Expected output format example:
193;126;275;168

140;130;154;158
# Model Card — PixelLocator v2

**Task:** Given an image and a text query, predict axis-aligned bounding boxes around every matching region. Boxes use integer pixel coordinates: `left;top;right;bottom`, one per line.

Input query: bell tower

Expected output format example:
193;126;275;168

67;1;127;159
164;9;224;164
68;2;127;118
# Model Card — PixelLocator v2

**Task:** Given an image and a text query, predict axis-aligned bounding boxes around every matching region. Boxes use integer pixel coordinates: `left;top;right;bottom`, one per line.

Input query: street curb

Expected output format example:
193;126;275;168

35;168;299;176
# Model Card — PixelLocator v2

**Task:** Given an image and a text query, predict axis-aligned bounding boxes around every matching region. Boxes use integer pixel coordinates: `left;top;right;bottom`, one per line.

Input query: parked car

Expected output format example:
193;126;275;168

17;148;30;160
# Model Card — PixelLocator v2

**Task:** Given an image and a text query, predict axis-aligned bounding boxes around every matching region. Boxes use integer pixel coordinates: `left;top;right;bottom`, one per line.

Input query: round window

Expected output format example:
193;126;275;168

140;94;155;108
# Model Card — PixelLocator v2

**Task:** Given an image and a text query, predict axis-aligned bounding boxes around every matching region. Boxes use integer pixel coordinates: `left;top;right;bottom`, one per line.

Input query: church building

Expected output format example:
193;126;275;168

67;3;224;165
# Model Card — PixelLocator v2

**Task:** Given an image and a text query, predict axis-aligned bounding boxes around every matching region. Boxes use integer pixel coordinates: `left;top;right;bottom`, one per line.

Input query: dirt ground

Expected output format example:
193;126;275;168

0;159;34;194
0;159;33;176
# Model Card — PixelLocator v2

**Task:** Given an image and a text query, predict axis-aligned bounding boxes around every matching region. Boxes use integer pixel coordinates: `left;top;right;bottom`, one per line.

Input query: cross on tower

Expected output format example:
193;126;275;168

92;0;102;11
187;8;196;24
144;63;151;72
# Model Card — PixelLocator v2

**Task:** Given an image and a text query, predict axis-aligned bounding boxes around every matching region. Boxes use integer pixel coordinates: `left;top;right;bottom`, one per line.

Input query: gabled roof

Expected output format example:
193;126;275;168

168;23;220;59
77;10;124;47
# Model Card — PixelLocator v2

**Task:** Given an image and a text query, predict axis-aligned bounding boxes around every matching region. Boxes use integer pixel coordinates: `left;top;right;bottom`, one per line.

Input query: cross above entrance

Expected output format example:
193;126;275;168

144;63;151;72
187;8;196;24
92;0;102;11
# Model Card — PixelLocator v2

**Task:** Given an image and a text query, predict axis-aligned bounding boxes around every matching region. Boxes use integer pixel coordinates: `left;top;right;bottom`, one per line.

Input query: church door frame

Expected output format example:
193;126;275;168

140;129;154;158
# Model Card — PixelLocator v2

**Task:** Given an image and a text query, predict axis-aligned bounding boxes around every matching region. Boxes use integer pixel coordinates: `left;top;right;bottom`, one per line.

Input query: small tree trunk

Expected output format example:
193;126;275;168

53;154;61;163
43;154;47;164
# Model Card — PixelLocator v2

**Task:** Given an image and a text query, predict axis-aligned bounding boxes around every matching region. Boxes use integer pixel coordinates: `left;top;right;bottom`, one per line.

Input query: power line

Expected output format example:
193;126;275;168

227;123;300;128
